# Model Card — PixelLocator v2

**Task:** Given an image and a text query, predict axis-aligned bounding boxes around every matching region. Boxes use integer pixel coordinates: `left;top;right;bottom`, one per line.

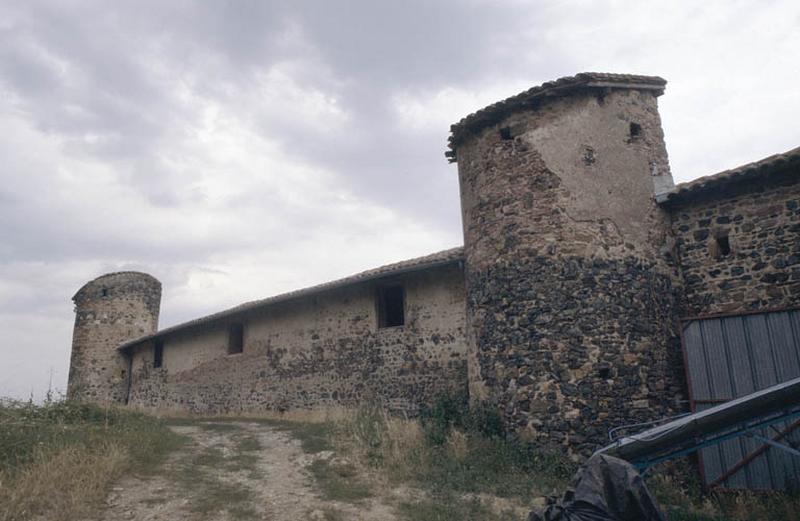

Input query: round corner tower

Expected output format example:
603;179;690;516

67;271;161;404
448;73;684;455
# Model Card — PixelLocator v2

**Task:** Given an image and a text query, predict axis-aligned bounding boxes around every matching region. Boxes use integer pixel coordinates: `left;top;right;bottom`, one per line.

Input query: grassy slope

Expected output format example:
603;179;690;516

269;397;800;521
0;398;184;521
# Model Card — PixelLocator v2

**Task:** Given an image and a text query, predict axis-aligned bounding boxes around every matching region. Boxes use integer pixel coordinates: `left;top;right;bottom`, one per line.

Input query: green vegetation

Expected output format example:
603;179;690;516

397;495;518;521
169;422;262;520
648;473;800;521
329;395;575;520
265;418;334;453
0;396;184;521
323;393;800;521
308;459;373;502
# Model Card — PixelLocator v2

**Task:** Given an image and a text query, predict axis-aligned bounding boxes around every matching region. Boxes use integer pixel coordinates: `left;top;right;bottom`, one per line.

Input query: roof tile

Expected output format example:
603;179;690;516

446;72;666;162
118;247;464;350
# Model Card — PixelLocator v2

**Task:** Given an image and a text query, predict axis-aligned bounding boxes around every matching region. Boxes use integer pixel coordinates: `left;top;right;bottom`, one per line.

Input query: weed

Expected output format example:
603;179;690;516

192;446;226;468
234;434;261;452
309;459;373;503
313;507;346;521
0;397;183;521
197;422;241;433
170;432;260;520
398;494;518;521
190;479;255;515
265;419;333;453
331;395;575;500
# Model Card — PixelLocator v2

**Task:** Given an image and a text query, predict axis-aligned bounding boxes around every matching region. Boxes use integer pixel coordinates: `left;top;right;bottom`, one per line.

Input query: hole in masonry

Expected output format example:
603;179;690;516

499;127;513;140
715;234;731;257
228;323;244;354
583;146;596;166
629;122;642;139
154;340;164;368
378;285;405;328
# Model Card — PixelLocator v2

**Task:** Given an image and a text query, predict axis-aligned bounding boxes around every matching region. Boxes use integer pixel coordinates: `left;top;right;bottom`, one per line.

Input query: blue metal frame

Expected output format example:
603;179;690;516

632;408;800;472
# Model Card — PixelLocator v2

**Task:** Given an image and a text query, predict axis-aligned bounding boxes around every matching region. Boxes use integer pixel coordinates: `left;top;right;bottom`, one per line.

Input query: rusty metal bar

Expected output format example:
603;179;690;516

708;418;800;489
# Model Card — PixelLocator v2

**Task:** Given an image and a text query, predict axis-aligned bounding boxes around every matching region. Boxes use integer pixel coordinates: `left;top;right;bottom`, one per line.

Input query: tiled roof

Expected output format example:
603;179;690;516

658;146;800;205
118;247;464;350
445;72;667;162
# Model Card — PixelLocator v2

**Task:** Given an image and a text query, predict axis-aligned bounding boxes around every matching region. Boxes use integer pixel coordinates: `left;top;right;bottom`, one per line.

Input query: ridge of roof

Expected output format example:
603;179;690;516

118;246;465;351
445;72;667;162
658;146;800;205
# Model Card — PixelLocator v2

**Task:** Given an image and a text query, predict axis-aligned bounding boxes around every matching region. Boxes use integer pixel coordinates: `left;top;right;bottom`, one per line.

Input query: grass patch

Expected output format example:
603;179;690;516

0;396;184;521
168;422;263;519
316;507;346;521
309;459;373;503
196;421;242;433
647;473;800;521
264;419;333;453
398;495;518;521
192;445;226;467
334;398;575;501
330;394;800;520
190;479;255;515
234;433;261;452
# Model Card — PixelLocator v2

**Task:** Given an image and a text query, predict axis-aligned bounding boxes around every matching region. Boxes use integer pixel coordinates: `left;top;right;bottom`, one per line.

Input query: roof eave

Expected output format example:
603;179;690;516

658;146;800;206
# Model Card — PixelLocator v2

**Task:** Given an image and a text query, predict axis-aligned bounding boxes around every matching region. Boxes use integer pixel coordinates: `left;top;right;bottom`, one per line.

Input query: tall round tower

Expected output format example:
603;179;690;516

67;272;161;404
448;73;683;455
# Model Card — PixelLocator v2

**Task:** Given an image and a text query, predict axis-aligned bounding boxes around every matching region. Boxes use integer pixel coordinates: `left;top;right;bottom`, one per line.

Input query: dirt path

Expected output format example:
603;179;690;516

94;421;398;521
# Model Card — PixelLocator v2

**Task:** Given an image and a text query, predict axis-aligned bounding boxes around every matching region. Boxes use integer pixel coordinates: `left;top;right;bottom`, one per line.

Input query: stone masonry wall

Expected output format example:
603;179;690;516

669;169;800;316
126;264;467;414
68;272;161;404
457;88;684;456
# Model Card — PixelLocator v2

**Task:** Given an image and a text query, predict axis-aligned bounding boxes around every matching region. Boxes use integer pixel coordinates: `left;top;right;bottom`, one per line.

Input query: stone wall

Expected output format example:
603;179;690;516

456;88;684;455
669;169;800;316
68;272;161;404
126;263;467;414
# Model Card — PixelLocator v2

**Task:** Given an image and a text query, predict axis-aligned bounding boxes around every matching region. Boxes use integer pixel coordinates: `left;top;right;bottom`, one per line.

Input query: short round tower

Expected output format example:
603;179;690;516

448;73;684;455
67;272;161;404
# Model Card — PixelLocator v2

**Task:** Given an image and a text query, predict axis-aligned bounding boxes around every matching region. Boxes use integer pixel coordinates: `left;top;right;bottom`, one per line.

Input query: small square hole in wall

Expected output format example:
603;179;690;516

228;323;244;354
499;127;513;140
154;340;164;368
711;232;732;258
377;285;405;328
101;288;108;297
629;122;642;140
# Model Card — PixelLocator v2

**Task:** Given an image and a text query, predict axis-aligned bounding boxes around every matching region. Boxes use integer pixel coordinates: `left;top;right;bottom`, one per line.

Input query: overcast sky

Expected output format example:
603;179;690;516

1;0;798;400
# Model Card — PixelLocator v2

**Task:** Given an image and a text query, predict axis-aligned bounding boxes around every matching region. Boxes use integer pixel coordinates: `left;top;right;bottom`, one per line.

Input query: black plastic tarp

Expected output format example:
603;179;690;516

527;454;665;521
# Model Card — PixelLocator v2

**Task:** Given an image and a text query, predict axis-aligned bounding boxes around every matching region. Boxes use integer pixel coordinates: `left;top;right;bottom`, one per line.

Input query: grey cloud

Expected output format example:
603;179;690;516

2;0;799;400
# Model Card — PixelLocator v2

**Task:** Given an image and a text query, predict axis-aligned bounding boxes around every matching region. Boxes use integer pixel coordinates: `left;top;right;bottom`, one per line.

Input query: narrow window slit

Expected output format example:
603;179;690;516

154;340;164;368
228;323;244;354
716;234;731;257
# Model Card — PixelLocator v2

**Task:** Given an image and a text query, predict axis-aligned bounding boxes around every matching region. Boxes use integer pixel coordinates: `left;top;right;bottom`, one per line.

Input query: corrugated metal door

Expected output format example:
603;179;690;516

683;309;800;490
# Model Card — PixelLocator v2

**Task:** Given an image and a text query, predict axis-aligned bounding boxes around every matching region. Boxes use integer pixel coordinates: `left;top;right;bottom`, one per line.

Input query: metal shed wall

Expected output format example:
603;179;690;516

683;309;800;490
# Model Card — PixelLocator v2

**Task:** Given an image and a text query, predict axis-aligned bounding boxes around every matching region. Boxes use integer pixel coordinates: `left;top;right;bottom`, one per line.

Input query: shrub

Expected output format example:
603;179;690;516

0;396;183;521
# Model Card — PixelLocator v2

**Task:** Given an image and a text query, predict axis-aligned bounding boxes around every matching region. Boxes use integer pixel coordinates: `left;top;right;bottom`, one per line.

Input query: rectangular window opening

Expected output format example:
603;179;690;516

378;285;405;328
228;323;244;354
153;340;164;368
716;234;731;257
